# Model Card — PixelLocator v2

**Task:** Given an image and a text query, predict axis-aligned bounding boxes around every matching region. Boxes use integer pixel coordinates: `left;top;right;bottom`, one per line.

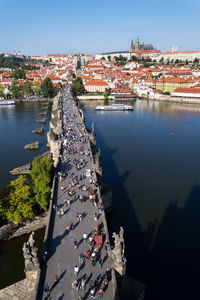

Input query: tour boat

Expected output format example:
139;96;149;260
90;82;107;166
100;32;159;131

95;104;133;111
0;99;16;105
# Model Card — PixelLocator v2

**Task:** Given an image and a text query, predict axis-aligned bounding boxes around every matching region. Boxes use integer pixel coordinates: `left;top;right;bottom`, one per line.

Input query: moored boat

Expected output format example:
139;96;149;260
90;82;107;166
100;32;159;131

0;99;16;105
95;104;133;111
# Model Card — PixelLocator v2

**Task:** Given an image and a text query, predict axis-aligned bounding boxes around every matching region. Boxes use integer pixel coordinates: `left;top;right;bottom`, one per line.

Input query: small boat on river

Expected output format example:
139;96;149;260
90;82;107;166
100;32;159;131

0;99;16;105
95;104;133;111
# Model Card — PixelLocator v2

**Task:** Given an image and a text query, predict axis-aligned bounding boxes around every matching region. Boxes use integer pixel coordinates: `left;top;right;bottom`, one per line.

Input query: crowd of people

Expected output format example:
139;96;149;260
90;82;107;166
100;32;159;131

43;86;113;300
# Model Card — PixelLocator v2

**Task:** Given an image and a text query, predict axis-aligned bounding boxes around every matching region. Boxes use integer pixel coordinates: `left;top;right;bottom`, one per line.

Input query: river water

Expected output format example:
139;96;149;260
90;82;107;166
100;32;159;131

0;101;50;289
1;100;200;298
82;100;200;300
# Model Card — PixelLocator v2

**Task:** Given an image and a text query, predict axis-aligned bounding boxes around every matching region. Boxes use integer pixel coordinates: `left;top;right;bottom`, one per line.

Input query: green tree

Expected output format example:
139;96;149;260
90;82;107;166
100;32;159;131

33;81;42;96
0;175;34;224
29;155;53;211
193;58;199;64
103;88;111;100
41;77;54;98
10;81;21;99
11;68;26;79
71;77;85;95
0;84;4;98
107;55;111;62
22;81;33;98
159;57;164;63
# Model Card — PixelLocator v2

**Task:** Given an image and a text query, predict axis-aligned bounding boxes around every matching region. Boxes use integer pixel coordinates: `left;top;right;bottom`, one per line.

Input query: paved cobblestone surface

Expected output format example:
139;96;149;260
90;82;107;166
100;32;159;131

40;87;115;300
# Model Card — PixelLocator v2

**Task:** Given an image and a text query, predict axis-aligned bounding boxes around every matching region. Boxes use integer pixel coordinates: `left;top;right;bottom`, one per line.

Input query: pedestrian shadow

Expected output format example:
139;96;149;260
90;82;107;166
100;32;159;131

64;208;70;215
78;238;84;247
50;270;66;292
73;220;80;231
103;253;108;265
57;293;65;300
86;272;93;284
79;261;86;272
82;289;90;300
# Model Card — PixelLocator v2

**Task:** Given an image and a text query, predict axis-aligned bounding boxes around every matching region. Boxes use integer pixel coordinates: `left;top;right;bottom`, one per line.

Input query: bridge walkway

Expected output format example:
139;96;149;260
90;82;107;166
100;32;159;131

39;87;116;300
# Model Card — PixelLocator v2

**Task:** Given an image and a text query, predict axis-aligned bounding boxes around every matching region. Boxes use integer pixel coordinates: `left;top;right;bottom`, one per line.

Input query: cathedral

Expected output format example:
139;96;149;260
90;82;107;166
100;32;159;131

130;38;154;53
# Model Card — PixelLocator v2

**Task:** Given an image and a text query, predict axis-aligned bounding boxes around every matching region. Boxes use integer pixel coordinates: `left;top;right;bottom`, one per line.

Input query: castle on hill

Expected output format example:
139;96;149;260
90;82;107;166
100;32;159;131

130;37;154;53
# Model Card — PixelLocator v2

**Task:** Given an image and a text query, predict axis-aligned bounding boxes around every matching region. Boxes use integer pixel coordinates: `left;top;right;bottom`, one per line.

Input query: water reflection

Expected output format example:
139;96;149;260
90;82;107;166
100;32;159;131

82;99;200;300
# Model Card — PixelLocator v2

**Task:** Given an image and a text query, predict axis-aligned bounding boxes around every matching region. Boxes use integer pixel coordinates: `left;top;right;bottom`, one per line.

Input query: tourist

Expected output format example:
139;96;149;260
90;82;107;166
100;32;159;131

90;287;96;298
81;278;86;290
93;213;98;222
102;278;108;290
74;265;79;276
97;258;103;269
83;233;88;242
98;288;104;298
44;283;50;296
54;274;59;284
72;279;78;289
79;252;85;264
73;239;78;250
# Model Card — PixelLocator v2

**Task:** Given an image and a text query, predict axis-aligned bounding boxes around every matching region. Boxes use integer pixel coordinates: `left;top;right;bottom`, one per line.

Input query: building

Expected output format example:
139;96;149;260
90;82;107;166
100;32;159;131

130;37;154;53
172;87;200;98
84;80;108;92
156;77;194;94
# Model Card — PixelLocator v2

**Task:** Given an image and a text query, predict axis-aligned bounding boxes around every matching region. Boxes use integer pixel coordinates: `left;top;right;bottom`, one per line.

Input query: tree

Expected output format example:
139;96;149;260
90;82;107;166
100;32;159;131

159;57;164;63
101;57;105;61
131;55;138;62
22;81;33;98
0;175;34;224
11;68;26;79
0;84;4;98
193;58;199;64
107;55;111;62
41;77;54;98
71;77;85;95
10;81;21;99
33;81;42;96
103;88;111;100
29;155;53;211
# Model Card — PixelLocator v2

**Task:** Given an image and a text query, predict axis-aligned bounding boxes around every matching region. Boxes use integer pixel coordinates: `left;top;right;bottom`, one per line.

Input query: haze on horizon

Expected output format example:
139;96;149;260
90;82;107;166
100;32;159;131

1;0;200;56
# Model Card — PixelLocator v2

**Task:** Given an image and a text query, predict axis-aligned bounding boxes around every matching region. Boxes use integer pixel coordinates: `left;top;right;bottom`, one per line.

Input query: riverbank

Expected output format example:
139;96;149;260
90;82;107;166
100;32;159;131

15;97;50;103
147;96;200;104
0;212;47;241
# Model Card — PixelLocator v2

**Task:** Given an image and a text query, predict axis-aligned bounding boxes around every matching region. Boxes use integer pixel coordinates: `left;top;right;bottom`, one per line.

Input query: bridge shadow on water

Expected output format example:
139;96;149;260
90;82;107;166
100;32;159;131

146;185;200;300
93;125;200;300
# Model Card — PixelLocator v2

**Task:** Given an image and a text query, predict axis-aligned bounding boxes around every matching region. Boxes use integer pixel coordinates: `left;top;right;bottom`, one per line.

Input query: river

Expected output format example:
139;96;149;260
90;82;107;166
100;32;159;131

0;101;50;289
1;99;200;298
82;100;200;300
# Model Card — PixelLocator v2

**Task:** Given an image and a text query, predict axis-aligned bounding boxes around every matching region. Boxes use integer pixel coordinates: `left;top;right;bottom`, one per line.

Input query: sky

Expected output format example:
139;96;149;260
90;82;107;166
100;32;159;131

1;0;200;56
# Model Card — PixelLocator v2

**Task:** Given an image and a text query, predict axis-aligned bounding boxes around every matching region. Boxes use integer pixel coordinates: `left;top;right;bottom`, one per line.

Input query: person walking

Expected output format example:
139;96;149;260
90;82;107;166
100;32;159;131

79;252;85;263
97;258;103;269
72;279;78;289
81;278;86;290
79;213;83;222
73;239;78;250
44;283;50;296
74;265;79;276
93;213;98;222
98;288;104;298
54;274;59;284
90;287;96;298
83;233;88;242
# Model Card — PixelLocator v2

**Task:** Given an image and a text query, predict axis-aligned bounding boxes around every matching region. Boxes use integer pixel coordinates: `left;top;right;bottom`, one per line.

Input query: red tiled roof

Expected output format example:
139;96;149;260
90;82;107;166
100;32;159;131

85;80;108;86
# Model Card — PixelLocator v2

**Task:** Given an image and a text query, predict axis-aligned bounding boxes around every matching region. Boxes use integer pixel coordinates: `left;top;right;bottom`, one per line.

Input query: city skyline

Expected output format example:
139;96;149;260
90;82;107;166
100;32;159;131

1;0;200;55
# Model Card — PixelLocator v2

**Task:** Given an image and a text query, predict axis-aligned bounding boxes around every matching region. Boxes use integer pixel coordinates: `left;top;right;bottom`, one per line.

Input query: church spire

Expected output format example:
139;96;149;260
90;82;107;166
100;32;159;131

130;39;134;52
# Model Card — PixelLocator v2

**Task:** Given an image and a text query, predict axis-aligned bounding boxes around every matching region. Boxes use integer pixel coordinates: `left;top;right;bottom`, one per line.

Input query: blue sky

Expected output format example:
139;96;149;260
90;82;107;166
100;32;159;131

1;0;200;55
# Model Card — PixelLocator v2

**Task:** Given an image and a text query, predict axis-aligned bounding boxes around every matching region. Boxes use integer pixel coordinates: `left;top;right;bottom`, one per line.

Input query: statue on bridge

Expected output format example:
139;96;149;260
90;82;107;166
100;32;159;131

22;231;39;272
109;226;126;276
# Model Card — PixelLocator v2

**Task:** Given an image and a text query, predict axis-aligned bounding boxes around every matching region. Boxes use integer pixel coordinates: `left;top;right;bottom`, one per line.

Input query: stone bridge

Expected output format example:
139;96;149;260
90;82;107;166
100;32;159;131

35;87;125;300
